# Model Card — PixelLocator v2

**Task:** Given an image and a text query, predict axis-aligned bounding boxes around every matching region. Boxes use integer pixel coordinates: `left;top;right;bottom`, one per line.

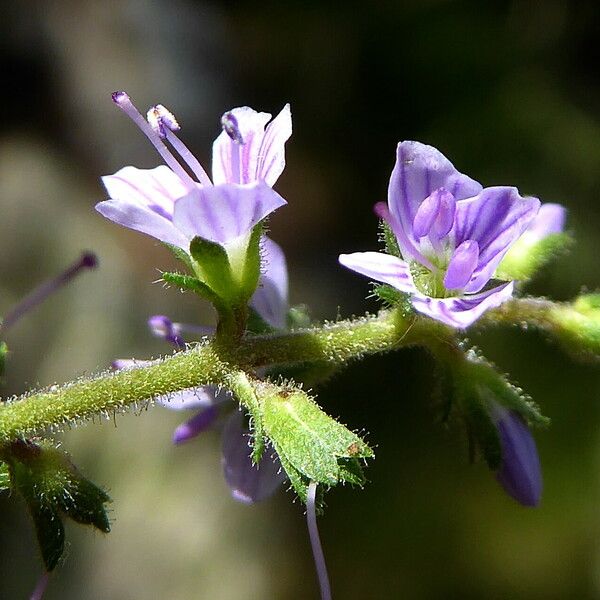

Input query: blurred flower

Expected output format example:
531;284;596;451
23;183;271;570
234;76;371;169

96;93;291;254
520;202;566;244
339;141;540;328
491;404;542;507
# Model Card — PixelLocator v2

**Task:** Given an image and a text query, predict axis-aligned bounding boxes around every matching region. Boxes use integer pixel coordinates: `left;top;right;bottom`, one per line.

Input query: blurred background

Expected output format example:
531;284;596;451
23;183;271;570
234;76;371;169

0;0;599;598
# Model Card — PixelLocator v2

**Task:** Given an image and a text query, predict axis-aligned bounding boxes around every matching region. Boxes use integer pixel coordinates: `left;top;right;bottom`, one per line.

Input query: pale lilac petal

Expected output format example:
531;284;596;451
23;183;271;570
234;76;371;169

111;358;153;370
453;187;540;293
410;282;514;328
255;104;292;186
338;252;418;293
525;203;566;243
101;165;188;218
443;240;480;290
388;141;482;256
173;406;219;444
221;411;286;504
212;107;271;184
251;237;289;328
148;315;184;348
491;405;542;507
96;198;190;250
172;182;286;246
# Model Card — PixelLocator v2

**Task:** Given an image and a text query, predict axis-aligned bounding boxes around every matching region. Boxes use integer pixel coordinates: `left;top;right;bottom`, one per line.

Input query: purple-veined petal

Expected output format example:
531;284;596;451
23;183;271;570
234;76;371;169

410;281;514;328
524;202;566;243
255;104;292;186
172;182;286;246
251;237;289;328
173;405;219;444
388;141;482;256
221;411;286;504
453;187;540;293
101;165;189;218
491;405;542;507
212;105;292;186
96;198;190;250
338;252;418;293
443;240;480;290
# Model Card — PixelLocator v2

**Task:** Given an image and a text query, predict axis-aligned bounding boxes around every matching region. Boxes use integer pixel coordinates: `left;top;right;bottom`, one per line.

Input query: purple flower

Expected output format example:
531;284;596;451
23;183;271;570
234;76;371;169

339;141;541;328
491;404;542;507
96;93;291;257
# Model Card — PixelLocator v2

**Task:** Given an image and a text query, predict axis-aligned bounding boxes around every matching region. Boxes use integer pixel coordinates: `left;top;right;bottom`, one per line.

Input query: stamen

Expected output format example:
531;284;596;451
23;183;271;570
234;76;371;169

111;92;196;191
29;571;50;600
1;252;98;334
147;104;180;137
374;203;435;271
221;111;244;144
413;192;442;238
443;240;479;290
148;105;213;187
307;482;332;600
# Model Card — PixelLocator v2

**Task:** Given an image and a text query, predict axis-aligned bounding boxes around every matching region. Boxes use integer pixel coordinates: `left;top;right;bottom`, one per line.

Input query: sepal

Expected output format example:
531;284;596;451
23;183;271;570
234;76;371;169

189;236;238;301
6;441;111;571
258;382;373;503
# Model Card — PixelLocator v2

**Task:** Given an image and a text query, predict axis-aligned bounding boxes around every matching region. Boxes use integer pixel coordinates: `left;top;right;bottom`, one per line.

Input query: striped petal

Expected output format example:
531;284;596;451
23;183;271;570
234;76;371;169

172;182;286;246
410;282;514;328
338;252;417;293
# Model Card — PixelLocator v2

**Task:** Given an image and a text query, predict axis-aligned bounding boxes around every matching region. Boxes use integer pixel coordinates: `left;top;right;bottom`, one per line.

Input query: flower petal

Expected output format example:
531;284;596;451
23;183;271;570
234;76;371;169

388;141;482;256
212;105;292;186
101;165;189;218
221;411;286;504
251;237;289;328
96;198;189;249
172;406;219;444
524;202;566;243
453;187;540;292
338;252;418;293
410;281;514;328
491;405;542;507
172;182;286;246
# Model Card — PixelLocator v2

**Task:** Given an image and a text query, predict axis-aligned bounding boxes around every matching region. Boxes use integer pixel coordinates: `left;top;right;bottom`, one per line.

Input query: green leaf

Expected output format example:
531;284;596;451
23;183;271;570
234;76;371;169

29;501;65;571
496;232;573;282
260;384;373;493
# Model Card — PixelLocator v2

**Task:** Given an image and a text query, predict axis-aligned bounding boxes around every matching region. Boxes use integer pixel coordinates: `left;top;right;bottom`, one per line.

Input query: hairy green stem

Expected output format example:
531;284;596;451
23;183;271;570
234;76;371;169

0;296;595;444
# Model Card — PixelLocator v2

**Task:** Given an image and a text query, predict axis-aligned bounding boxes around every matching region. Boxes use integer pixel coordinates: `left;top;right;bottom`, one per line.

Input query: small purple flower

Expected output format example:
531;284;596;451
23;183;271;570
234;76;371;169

339;141;541;328
491;404;542;507
96;93;291;257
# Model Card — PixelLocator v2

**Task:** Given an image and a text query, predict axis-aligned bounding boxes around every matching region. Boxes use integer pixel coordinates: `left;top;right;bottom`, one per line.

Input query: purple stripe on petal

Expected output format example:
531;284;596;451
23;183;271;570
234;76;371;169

173;405;219;444
221;412;285;504
410;281;514;328
172;182;286;246
453;187;540;293
339;252;418;293
491;405;542;507
256;104;292;186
